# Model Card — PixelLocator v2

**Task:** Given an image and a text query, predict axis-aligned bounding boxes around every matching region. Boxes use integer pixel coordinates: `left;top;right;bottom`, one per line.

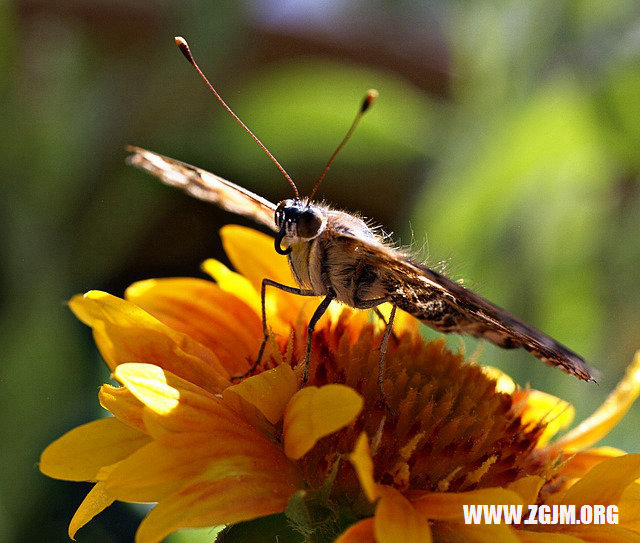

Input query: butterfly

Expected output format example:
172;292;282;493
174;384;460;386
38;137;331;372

127;37;597;406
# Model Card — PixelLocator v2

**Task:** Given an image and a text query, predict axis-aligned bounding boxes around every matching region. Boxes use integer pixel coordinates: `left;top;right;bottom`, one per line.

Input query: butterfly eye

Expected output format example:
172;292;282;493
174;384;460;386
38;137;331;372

275;203;287;228
297;208;323;239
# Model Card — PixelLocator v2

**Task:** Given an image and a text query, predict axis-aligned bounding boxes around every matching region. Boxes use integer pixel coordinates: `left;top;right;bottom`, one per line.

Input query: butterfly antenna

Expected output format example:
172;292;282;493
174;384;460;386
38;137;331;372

175;36;299;199
308;89;378;200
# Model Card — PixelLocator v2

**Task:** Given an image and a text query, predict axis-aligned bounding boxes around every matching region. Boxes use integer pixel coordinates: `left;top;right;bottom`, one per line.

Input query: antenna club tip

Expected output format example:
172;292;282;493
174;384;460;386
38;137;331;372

361;89;379;112
174;36;194;63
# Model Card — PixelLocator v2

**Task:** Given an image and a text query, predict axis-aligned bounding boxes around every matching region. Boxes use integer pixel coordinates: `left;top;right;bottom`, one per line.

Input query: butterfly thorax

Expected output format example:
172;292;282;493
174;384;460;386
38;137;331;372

276;199;387;305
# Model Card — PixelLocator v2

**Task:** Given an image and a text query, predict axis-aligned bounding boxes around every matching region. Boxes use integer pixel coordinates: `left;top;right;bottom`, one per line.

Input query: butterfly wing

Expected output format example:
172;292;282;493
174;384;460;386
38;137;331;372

127;146;278;232
339;233;597;382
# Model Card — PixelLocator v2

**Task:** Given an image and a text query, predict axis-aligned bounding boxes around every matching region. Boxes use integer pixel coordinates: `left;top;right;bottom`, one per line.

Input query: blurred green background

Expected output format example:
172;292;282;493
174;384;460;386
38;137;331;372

2;1;639;541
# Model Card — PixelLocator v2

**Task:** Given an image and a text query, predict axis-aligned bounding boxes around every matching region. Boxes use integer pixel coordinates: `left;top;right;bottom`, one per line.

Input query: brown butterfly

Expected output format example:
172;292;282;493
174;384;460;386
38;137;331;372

127;37;597;404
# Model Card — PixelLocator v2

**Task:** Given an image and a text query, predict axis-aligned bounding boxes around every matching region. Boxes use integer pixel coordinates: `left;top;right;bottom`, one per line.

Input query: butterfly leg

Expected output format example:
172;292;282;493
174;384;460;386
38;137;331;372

354;296;396;414
378;304;397;415
373;307;398;343
231;278;316;382
302;293;335;384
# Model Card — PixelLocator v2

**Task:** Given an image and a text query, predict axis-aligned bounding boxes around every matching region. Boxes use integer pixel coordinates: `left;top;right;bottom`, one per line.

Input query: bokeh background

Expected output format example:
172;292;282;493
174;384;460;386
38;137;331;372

2;1;640;541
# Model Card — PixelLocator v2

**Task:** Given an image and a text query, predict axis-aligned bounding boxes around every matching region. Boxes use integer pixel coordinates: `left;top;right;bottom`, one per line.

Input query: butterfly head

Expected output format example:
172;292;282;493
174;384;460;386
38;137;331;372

274;199;327;255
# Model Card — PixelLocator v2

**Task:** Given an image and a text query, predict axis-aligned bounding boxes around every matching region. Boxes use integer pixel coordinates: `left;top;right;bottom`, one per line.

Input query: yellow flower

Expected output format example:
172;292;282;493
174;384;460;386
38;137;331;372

40;226;640;542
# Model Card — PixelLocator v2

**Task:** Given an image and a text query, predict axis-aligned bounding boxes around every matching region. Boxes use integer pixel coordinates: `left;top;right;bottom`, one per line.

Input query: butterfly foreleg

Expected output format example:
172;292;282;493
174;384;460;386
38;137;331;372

231;278;316;382
303;293;335;384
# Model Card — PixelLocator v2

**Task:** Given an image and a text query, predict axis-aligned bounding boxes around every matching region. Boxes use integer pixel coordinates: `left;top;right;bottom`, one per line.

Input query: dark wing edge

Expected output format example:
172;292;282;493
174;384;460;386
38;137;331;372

126;146;278;232
341;233;599;382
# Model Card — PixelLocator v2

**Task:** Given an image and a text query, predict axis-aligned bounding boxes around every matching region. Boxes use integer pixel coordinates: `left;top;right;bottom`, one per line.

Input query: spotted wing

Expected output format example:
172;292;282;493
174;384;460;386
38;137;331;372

340;234;597;382
126;146;278;232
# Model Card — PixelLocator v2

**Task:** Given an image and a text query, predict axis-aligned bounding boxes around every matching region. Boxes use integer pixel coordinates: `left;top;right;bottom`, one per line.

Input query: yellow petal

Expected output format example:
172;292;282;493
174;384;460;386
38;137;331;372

561;454;640;507
125;277;262;375
201;258;261;313
68;482;115;539
202;258;291;338
521;389;575;447
481;366;516;394
283;384;363;460
619;482;640;532
104;401;301;504
114;363;244;437
561;446;626;479
135;475;299;543
103;435;279;502
374;486;432;543
433;523;519;543
560;526;640;542
554;350;640;452
376;303;419;337
69;291;229;393
104;440;200;502
98;384;146;433
223;364;298;424
411;488;525;521
334;518;376;543
113;363;302;486
114;363;209;413
220;225;294;291
518;532;584;542
40;417;150;481
220;225;317;325
349;432;379;502
506;475;545;504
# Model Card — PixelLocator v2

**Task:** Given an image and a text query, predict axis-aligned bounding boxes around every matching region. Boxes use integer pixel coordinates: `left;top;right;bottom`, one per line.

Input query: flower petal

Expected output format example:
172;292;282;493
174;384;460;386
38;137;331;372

506;475;545;504
376;303;419;336
224;364;298;424
125;277;262;375
201;258;261;314
135;476;299;543
98;384;146;433
114;363;212;414
619;482;640;533
113;363;245;437
220;225;317;324
481;366;516;394
104;431;298;504
110;363;302;493
521;389;574;447
69;291;229;393
561;454;640;507
349;432;379;502
559;526;640;542
560;446;626;479
202;258;291;338
411;488;525;521
554;350;640;452
68;482;115;539
104;439;204;502
433;523;519;543
104;403;301;504
220;225;294;291
40;417;150;481
375;486;432;543
518;532;584;542
334;518;376;543
283;384;363;460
